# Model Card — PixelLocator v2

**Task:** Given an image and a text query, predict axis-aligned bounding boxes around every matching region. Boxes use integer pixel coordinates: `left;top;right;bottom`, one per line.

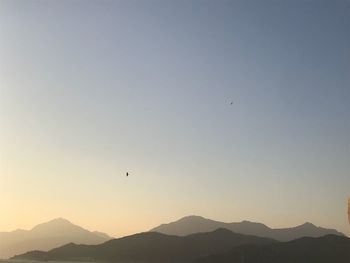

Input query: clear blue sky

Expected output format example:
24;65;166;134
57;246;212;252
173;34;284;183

1;0;349;236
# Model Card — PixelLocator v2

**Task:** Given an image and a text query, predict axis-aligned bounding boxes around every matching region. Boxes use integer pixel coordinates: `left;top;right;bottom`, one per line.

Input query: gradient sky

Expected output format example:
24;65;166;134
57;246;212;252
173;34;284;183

0;0;349;237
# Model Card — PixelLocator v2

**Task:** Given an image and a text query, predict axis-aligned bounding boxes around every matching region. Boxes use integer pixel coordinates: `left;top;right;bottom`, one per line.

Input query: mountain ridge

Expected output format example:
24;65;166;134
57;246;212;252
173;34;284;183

195;234;350;263
0;218;111;259
150;215;343;241
12;230;350;263
12;228;276;262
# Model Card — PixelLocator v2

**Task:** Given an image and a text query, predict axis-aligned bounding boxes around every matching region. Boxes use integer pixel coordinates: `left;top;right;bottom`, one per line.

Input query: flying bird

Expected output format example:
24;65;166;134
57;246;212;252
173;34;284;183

229;101;234;105
126;172;129;177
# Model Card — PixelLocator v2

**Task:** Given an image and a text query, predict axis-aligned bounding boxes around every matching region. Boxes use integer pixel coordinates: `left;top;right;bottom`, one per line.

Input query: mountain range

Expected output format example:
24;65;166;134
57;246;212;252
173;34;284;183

150;215;343;241
12;229;350;263
195;234;350;263
2;215;346;261
0;218;111;259
12;228;276;262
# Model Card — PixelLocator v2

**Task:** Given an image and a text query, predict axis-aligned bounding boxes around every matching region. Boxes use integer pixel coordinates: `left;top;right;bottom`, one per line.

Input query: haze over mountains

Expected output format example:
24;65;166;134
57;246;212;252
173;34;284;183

13;229;350;263
0;218;111;259
150;215;343;241
12;229;276;262
2;216;346;261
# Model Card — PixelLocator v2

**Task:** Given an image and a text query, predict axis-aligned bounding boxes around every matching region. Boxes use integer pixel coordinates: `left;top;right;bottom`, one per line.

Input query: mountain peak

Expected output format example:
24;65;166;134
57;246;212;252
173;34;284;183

31;218;75;231
298;222;316;228
1;218;111;259
179;215;207;221
47;218;72;224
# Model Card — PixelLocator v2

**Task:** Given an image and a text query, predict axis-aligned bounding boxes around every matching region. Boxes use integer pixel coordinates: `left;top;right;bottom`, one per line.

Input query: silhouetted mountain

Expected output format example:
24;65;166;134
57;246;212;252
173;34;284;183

150;215;343;241
195;234;350;263
0;218;111;259
12;228;276;262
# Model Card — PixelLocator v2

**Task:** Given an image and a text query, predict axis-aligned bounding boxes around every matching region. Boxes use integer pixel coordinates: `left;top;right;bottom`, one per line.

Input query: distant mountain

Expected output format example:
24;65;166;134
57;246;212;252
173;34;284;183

150;215;343;241
0;218;111;259
12;228;276;262
195;234;350;263
92;231;111;239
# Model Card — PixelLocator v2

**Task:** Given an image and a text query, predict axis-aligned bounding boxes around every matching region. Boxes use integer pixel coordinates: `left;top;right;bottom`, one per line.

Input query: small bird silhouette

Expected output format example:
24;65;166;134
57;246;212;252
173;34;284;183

230;101;234;105
126;172;129;177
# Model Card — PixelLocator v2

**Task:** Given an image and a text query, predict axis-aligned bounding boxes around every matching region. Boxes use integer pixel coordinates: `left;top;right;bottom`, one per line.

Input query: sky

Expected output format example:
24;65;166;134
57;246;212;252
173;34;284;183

0;0;349;237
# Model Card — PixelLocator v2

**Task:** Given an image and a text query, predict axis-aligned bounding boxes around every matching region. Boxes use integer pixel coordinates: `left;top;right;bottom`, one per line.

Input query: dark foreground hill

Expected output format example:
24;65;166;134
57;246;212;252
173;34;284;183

12;228;275;262
151;215;343;241
0;218;111;259
195;234;350;263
